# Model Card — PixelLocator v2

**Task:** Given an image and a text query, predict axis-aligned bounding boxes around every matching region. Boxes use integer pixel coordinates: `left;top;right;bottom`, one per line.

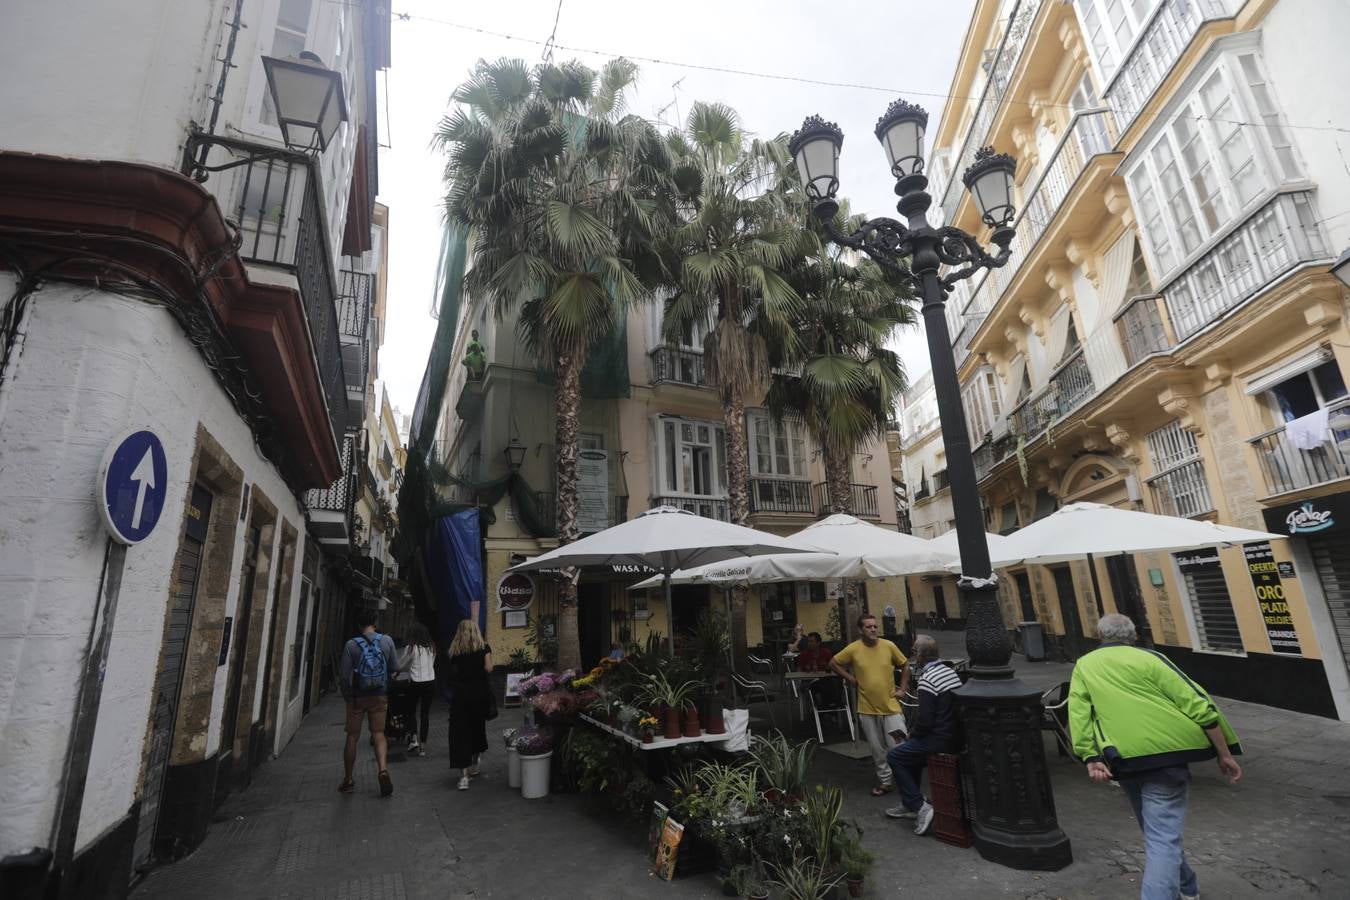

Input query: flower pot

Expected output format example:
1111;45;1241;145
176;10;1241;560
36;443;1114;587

663;707;682;740
681;706;701;738
704;703;725;735
746;890;770;900
519;751;553;799
846;876;864;897
506;745;522;788
642;732;654;744
761;788;782;804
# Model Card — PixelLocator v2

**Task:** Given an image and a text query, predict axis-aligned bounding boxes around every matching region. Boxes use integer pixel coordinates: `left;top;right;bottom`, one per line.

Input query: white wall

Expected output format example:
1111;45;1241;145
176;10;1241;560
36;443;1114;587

0;283;304;856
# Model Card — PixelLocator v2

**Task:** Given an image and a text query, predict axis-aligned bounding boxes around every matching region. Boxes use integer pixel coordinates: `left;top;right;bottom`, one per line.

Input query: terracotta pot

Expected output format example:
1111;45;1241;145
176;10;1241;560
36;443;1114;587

642;732;654;744
847;876;863;897
663;707;682;740
704;706;725;735
681;705;702;738
761;788;782;804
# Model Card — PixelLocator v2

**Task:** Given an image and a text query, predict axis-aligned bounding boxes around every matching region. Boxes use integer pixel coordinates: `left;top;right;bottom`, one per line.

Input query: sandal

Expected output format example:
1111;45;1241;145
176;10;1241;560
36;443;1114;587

870;784;895;797
337;779;355;794
378;770;394;797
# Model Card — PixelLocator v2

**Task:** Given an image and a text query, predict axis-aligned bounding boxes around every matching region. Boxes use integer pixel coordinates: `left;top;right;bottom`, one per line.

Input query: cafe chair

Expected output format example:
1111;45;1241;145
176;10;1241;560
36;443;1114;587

747;654;774;675
1040;682;1073;758
807;679;856;745
733;672;778;731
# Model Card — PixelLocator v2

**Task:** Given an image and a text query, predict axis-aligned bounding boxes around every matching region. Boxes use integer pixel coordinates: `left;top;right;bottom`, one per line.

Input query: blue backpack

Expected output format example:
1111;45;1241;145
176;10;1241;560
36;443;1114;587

353;633;388;694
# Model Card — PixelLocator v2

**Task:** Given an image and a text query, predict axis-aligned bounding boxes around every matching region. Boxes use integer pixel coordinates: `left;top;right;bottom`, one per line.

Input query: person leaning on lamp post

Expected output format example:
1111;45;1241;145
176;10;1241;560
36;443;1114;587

829;612;911;796
1070;613;1242;900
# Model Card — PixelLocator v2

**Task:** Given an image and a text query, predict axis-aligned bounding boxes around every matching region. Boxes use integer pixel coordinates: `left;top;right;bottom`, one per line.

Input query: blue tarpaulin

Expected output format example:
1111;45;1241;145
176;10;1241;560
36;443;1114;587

429;510;485;649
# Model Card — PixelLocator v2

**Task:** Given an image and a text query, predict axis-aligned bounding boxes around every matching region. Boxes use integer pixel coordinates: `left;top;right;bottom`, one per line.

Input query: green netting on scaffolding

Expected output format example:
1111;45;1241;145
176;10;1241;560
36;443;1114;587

533;315;631;399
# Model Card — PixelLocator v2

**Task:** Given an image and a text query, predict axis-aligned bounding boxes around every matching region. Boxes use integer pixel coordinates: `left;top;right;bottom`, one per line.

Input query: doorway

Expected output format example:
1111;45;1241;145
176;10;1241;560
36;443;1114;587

1051;565;1084;660
1105;554;1153;645
218;522;262;800
133;484;212;870
1014;571;1037;622
932;584;948;621
578;581;611;669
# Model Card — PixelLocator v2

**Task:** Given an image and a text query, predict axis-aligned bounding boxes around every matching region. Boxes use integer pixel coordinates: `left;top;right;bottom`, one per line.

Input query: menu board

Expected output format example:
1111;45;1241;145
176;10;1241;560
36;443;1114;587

1243;542;1303;656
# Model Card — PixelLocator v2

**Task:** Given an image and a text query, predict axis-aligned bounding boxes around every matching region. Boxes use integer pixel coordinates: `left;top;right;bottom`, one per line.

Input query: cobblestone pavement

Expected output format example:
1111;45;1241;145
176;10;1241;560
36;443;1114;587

133;638;1350;899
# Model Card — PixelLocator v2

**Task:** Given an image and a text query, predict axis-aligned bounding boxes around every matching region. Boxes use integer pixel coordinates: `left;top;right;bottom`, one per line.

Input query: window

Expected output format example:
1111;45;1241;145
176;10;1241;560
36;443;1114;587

261;0;314;127
1126;50;1304;281
1070;74;1111;157
1176;550;1244;653
654;417;726;497
1073;0;1159;82
1259;359;1348;424
1145;420;1214;517
1124;241;1153;298
747;412;807;479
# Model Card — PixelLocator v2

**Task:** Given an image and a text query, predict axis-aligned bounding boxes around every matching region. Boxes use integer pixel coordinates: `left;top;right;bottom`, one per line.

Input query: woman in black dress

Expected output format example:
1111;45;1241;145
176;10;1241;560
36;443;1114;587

445;619;492;790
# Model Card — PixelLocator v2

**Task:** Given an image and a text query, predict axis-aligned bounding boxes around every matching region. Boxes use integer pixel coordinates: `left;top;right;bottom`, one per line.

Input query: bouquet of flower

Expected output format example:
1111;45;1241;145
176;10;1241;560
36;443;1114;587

519;672;562;699
514;724;554;755
531;689;576;718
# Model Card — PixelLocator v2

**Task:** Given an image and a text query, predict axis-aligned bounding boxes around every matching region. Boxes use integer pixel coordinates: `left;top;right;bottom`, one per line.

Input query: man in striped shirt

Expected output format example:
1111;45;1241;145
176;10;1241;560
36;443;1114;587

885;635;962;835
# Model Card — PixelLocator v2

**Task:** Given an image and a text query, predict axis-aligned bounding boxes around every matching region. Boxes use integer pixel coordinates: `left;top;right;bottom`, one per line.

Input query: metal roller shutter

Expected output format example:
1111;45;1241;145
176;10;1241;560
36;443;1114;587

1177;552;1244;653
1309;534;1350;673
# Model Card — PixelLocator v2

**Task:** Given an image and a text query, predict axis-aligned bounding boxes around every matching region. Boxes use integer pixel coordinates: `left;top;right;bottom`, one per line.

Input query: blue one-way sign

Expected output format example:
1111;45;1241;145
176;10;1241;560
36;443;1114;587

99;429;169;544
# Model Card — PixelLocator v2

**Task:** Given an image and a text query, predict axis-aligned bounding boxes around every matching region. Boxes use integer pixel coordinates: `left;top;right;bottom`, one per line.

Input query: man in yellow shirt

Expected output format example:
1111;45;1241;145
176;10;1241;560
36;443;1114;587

830;613;911;796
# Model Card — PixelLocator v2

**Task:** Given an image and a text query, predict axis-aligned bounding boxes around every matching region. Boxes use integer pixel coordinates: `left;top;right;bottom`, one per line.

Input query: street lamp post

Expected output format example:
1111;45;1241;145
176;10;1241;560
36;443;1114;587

791;103;1072;871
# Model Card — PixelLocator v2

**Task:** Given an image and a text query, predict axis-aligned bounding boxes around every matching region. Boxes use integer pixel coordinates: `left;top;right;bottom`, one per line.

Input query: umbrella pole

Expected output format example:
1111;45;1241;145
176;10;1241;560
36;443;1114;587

725;587;738;704
1087;552;1106;616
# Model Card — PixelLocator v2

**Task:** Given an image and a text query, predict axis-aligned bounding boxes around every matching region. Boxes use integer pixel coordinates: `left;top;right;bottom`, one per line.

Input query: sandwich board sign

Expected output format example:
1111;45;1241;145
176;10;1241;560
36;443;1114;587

98;428;169;545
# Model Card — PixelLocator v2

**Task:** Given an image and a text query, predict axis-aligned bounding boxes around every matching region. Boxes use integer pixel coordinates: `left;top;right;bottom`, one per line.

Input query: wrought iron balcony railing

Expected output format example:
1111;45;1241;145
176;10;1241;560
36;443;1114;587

1007;346;1097;445
650;346;710;388
1248;398;1350;497
812;482;880;519
1115;293;1172;366
1147;458;1216;519
535;492;630;535
306;432;359;514
748;477;814;515
650;494;730;521
1163;191;1328;342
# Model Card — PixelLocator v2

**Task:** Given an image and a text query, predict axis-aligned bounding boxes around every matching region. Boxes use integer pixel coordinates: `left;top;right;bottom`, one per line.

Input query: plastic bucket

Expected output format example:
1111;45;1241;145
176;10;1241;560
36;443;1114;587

507;746;522;788
519;751;552;799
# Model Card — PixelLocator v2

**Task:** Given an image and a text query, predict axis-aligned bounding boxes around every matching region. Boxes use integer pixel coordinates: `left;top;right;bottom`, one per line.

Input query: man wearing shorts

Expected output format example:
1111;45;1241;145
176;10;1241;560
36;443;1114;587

338;612;399;796
830;613;911;796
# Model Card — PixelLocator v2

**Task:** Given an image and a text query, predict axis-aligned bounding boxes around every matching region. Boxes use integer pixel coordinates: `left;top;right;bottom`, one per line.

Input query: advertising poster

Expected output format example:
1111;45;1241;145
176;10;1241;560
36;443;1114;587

577;449;610;533
1243;542;1303;656
653;816;684;880
647;801;668;860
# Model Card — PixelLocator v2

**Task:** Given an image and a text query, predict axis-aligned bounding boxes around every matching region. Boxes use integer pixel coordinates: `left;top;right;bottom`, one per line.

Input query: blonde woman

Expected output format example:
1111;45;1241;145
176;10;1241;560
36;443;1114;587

445;619;493;790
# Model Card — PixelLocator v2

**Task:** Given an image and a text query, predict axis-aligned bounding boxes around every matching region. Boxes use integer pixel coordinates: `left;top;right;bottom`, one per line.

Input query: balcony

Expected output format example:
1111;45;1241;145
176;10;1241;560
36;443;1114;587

456;377;485;421
812;483;880;519
1249;399;1350;497
338;269;373;427
931;469;950;493
748;477;814;515
650;495;730;521
1146;458;1216;519
953;109;1118;343
1162;191;1328;342
650;346;710;389
1007;347;1097;444
1105;0;1229;133
1114;293;1173;366
535;492;630;536
306;432;359;546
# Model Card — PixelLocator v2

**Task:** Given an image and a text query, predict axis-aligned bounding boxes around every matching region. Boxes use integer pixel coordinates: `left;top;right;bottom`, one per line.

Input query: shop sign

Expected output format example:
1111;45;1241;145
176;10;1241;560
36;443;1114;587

610;563;656;575
1243;542;1303;656
1262;492;1350;537
496;572;536;612
1278;561;1296;578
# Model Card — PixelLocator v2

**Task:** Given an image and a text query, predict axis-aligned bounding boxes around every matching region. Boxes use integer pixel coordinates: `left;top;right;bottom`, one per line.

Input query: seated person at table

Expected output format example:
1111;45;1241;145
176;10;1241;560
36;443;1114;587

786;622;806;654
796;633;833;672
885;635;962;836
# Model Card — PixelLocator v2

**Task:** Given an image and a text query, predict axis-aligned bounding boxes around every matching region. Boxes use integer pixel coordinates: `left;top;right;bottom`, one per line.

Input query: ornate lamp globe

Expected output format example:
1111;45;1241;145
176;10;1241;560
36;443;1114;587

789;115;844;217
962;146;1018;230
875;99;928;178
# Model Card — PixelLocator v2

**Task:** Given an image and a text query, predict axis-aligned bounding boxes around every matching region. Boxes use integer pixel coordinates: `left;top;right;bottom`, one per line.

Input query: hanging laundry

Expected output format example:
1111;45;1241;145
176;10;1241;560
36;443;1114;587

1286;406;1330;451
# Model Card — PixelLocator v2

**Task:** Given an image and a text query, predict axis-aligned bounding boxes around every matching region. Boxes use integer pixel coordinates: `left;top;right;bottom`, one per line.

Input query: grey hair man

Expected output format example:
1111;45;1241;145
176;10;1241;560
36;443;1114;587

1069;613;1242;900
884;634;962;835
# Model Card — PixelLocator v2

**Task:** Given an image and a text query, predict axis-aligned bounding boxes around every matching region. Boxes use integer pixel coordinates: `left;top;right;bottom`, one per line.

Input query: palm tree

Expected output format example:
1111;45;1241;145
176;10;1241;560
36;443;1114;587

658;102;811;668
436;58;670;671
768;207;915;636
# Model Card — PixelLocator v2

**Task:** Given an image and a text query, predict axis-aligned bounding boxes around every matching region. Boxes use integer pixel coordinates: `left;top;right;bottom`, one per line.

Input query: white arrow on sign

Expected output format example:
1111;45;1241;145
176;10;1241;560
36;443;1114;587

128;448;157;530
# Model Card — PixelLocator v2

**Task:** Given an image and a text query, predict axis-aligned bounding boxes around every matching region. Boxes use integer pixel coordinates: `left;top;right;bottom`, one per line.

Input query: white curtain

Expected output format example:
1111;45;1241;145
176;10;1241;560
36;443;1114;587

1045;307;1073;367
1002;355;1028;409
1095;231;1136;326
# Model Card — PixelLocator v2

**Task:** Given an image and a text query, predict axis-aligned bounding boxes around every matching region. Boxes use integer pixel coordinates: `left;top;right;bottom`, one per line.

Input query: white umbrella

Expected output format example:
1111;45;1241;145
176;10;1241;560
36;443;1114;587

929;529;1014;561
628;514;957;588
989;501;1283;567
506;506;818;653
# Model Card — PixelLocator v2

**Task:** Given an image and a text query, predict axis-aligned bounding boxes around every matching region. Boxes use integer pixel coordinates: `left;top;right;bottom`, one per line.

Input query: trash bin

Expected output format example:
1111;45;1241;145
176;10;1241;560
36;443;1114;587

1018;621;1044;661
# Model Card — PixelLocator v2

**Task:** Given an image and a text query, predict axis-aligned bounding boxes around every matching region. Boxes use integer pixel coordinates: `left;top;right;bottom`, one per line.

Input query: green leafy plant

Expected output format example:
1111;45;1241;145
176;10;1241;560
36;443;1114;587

507;647;533;669
824;605;843;645
802;785;844;865
525;615;558;668
562;726;630;794
748;732;815;796
766;853;843;900
839;828;875;879
691;608;731;683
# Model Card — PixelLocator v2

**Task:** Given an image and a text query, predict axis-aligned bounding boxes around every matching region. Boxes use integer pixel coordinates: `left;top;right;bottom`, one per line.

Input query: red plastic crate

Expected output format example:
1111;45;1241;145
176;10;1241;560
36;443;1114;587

927;753;973;848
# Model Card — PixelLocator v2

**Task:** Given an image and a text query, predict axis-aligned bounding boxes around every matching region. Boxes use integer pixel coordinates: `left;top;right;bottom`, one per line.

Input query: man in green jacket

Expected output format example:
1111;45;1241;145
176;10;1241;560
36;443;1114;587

1069;613;1242;900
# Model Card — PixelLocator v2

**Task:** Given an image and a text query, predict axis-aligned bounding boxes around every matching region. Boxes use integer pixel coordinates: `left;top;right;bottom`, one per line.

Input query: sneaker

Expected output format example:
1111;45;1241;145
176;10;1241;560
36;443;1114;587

884;805;918;819
914;801;935;836
378;769;393;797
457;775;470;790
1180;894;1198;900
466;764;480;777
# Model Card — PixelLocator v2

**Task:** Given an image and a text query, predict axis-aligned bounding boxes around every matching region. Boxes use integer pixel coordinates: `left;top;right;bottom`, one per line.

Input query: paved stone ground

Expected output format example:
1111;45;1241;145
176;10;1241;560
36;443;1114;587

133;634;1350;899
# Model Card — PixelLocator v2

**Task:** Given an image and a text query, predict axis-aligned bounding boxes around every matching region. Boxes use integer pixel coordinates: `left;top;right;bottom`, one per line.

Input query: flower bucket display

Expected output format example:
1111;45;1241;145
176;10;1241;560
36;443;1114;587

507;745;522;788
519;750;553;799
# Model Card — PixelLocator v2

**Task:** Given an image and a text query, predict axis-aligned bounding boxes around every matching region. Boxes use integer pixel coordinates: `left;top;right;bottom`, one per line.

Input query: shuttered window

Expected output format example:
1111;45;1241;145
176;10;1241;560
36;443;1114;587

1309;534;1350;673
1175;551;1244;653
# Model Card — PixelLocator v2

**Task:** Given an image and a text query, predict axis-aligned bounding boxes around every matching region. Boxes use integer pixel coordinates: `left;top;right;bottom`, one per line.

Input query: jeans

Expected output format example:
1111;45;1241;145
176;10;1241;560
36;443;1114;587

1119;773;1199;900
886;736;943;812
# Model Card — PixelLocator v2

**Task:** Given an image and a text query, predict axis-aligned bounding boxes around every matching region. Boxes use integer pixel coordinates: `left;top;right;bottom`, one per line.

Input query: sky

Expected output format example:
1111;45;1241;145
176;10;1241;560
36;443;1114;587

373;0;979;414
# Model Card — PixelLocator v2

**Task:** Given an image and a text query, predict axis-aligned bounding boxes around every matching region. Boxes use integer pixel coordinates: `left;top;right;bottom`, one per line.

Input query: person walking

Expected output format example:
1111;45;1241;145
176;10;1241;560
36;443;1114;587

338;611;399;797
829;613;911;796
399;624;438;757
1070;613;1242;900
884;635;961;835
445;619;493;790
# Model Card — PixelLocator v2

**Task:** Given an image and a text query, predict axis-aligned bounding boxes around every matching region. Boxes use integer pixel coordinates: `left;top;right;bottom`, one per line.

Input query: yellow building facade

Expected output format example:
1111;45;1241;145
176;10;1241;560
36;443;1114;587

895;0;1350;719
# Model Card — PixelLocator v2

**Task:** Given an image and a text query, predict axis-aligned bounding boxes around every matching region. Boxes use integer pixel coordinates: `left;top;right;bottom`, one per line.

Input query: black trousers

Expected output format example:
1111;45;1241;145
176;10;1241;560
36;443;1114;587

402;680;435;743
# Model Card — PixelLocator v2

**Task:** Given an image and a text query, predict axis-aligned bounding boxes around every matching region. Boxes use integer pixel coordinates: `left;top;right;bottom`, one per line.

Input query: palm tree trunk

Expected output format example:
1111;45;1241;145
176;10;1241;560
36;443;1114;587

824;444;863;639
554;346;583;673
723;387;751;674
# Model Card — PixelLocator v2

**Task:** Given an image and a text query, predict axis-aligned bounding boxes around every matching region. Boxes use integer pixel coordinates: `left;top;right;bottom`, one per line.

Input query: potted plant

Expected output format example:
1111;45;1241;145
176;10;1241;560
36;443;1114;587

514;725;554;799
803;785;845;866
646;672;699;739
728;862;770;900
839;831;875;897
767;854;842;900
749;733;815;801
638;715;658;744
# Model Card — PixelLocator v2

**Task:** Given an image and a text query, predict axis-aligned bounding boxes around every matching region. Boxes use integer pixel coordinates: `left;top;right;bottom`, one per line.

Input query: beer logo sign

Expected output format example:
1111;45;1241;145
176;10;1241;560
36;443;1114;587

496;572;536;612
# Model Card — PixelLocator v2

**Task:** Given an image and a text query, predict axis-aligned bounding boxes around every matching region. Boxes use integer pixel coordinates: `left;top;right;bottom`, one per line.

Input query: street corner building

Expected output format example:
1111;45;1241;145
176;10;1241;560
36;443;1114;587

0;1;396;897
890;0;1350;721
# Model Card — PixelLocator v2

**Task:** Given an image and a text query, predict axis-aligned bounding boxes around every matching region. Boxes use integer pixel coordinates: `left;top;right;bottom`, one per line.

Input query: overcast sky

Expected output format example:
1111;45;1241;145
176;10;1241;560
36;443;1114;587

375;0;978;415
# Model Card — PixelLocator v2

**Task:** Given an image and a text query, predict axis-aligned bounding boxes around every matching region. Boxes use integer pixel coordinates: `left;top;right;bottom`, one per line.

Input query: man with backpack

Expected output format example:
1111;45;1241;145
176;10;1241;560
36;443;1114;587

338;611;400;796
